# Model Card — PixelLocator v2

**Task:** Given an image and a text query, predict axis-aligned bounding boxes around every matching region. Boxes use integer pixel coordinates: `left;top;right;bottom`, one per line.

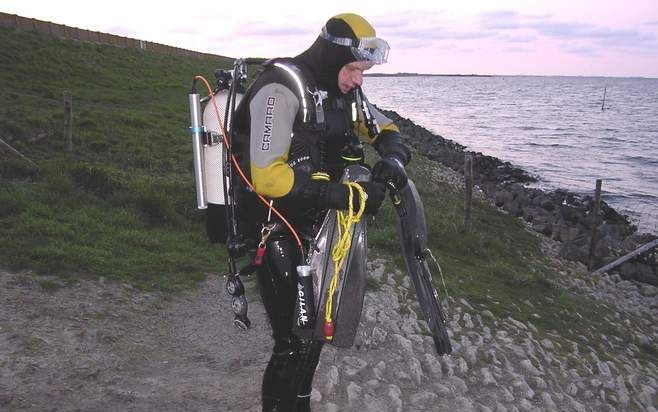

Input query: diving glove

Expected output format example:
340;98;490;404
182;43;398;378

373;156;408;191
324;181;386;214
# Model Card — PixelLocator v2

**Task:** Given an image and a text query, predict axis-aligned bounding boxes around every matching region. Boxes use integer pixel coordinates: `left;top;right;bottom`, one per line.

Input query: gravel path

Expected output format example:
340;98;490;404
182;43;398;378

0;272;269;411
2;256;656;411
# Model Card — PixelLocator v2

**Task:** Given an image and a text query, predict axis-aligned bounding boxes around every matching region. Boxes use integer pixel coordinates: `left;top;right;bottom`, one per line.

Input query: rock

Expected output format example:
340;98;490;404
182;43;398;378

459;298;475;311
540;339;554;350
636;333;650;347
518;399;534;411
495;190;513;207
597;361;612;376
325;403;340;412
616;376;630;408
640;284;658;297
568;397;587;412
373;361;386;381
540;392;558;411
638;386;656;409
495;402;509;412
501;387;515;402
464;346;478;366
365;379;380;390
392;334;413;354
325;366;339;394
456;356;469;375
477;404;494;412
408;357;423;385
409;391;438;409
346;382;362;406
511;375;535;399
371;326;388;346
433;383;451;396
454;395;476;412
558;241;588;263
482;310;495;319
423;354;442;378
531;377;547;390
370;262;385;282
440;355;455;377
480;367;497;386
449;376;469;394
342;356;368;377
364;394;390;412
311;388;321;402
520;359;543;376
507;317;528;330
463;313;475;329
567;382;578;396
387;384;403;412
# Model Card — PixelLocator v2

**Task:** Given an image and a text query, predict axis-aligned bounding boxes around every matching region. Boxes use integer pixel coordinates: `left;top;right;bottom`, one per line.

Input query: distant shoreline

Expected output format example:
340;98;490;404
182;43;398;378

365;73;493;78
365;73;657;79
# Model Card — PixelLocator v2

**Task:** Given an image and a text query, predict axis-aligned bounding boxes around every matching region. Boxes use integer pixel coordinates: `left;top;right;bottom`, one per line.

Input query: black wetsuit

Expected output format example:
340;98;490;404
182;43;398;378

231;24;410;412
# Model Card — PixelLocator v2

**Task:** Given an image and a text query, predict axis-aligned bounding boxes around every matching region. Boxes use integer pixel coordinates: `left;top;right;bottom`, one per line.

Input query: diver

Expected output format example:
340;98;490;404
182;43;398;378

230;13;411;412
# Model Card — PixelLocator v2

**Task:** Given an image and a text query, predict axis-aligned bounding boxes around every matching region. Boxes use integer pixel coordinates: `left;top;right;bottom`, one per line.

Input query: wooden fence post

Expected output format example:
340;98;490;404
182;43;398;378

63;91;72;153
464;154;474;231
588;179;602;270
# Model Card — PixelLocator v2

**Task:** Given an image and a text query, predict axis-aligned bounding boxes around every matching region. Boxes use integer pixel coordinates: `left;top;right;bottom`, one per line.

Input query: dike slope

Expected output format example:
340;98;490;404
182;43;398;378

379;108;658;287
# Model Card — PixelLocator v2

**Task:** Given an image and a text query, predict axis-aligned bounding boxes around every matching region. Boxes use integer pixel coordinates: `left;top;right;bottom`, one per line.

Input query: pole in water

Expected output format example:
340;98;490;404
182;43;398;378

601;87;606;111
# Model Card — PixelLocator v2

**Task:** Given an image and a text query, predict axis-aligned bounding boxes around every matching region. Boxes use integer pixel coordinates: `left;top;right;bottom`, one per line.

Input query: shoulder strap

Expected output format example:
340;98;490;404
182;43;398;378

262;58;326;125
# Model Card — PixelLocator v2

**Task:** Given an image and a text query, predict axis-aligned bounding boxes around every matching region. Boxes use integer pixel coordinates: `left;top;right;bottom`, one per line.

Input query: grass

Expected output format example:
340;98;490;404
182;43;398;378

0;27;232;291
0;27;654;367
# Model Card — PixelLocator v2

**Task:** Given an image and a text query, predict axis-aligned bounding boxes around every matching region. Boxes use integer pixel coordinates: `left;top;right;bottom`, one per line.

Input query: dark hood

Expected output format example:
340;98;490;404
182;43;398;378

293;37;356;95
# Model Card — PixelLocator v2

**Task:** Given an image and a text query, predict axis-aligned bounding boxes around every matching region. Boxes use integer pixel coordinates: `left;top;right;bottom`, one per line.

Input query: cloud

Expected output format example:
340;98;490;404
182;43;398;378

478;10;658;55
502;46;534;53
562;45;599;56
393;38;431;50
167;26;202;35
497;34;536;43
234;24;314;37
372;10;489;42
383;25;490;41
479;10;523;30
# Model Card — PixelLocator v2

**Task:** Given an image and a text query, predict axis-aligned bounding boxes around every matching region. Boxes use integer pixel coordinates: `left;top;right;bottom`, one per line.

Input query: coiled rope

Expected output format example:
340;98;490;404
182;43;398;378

323;182;366;340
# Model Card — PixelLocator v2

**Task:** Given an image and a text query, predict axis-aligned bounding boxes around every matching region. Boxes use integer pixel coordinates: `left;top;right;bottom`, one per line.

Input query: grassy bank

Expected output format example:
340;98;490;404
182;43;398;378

0;27;232;290
0;27;652;364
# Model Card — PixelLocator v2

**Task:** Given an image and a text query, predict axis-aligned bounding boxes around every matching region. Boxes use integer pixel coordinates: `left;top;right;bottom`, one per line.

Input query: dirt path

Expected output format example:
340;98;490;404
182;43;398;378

0;271;270;411
2;262;657;412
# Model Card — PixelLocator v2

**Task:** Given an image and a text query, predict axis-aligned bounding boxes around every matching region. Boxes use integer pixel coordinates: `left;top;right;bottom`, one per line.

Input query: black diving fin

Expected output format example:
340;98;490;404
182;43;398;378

391;178;452;355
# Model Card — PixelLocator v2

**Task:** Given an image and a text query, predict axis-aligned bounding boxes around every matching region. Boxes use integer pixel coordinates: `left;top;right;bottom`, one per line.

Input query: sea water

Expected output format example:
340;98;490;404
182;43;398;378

364;75;658;234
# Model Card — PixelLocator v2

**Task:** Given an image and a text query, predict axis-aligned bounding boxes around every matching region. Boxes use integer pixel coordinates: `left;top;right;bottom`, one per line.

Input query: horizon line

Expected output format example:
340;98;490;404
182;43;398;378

365;72;658;80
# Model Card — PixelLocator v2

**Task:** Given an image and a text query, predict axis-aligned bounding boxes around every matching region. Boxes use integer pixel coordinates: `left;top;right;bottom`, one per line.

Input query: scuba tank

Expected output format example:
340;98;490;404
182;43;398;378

190;68;245;211
188;60;251;330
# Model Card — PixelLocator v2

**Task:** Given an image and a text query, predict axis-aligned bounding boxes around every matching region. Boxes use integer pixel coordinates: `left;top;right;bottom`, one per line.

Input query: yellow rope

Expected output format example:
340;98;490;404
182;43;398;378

324;182;366;339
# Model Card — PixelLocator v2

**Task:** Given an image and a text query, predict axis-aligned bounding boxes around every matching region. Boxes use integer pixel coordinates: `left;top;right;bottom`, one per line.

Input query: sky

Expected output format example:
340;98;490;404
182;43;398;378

3;0;658;77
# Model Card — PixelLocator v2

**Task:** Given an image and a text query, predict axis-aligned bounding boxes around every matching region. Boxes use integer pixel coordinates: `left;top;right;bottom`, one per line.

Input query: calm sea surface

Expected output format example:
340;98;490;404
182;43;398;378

364;75;658;234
